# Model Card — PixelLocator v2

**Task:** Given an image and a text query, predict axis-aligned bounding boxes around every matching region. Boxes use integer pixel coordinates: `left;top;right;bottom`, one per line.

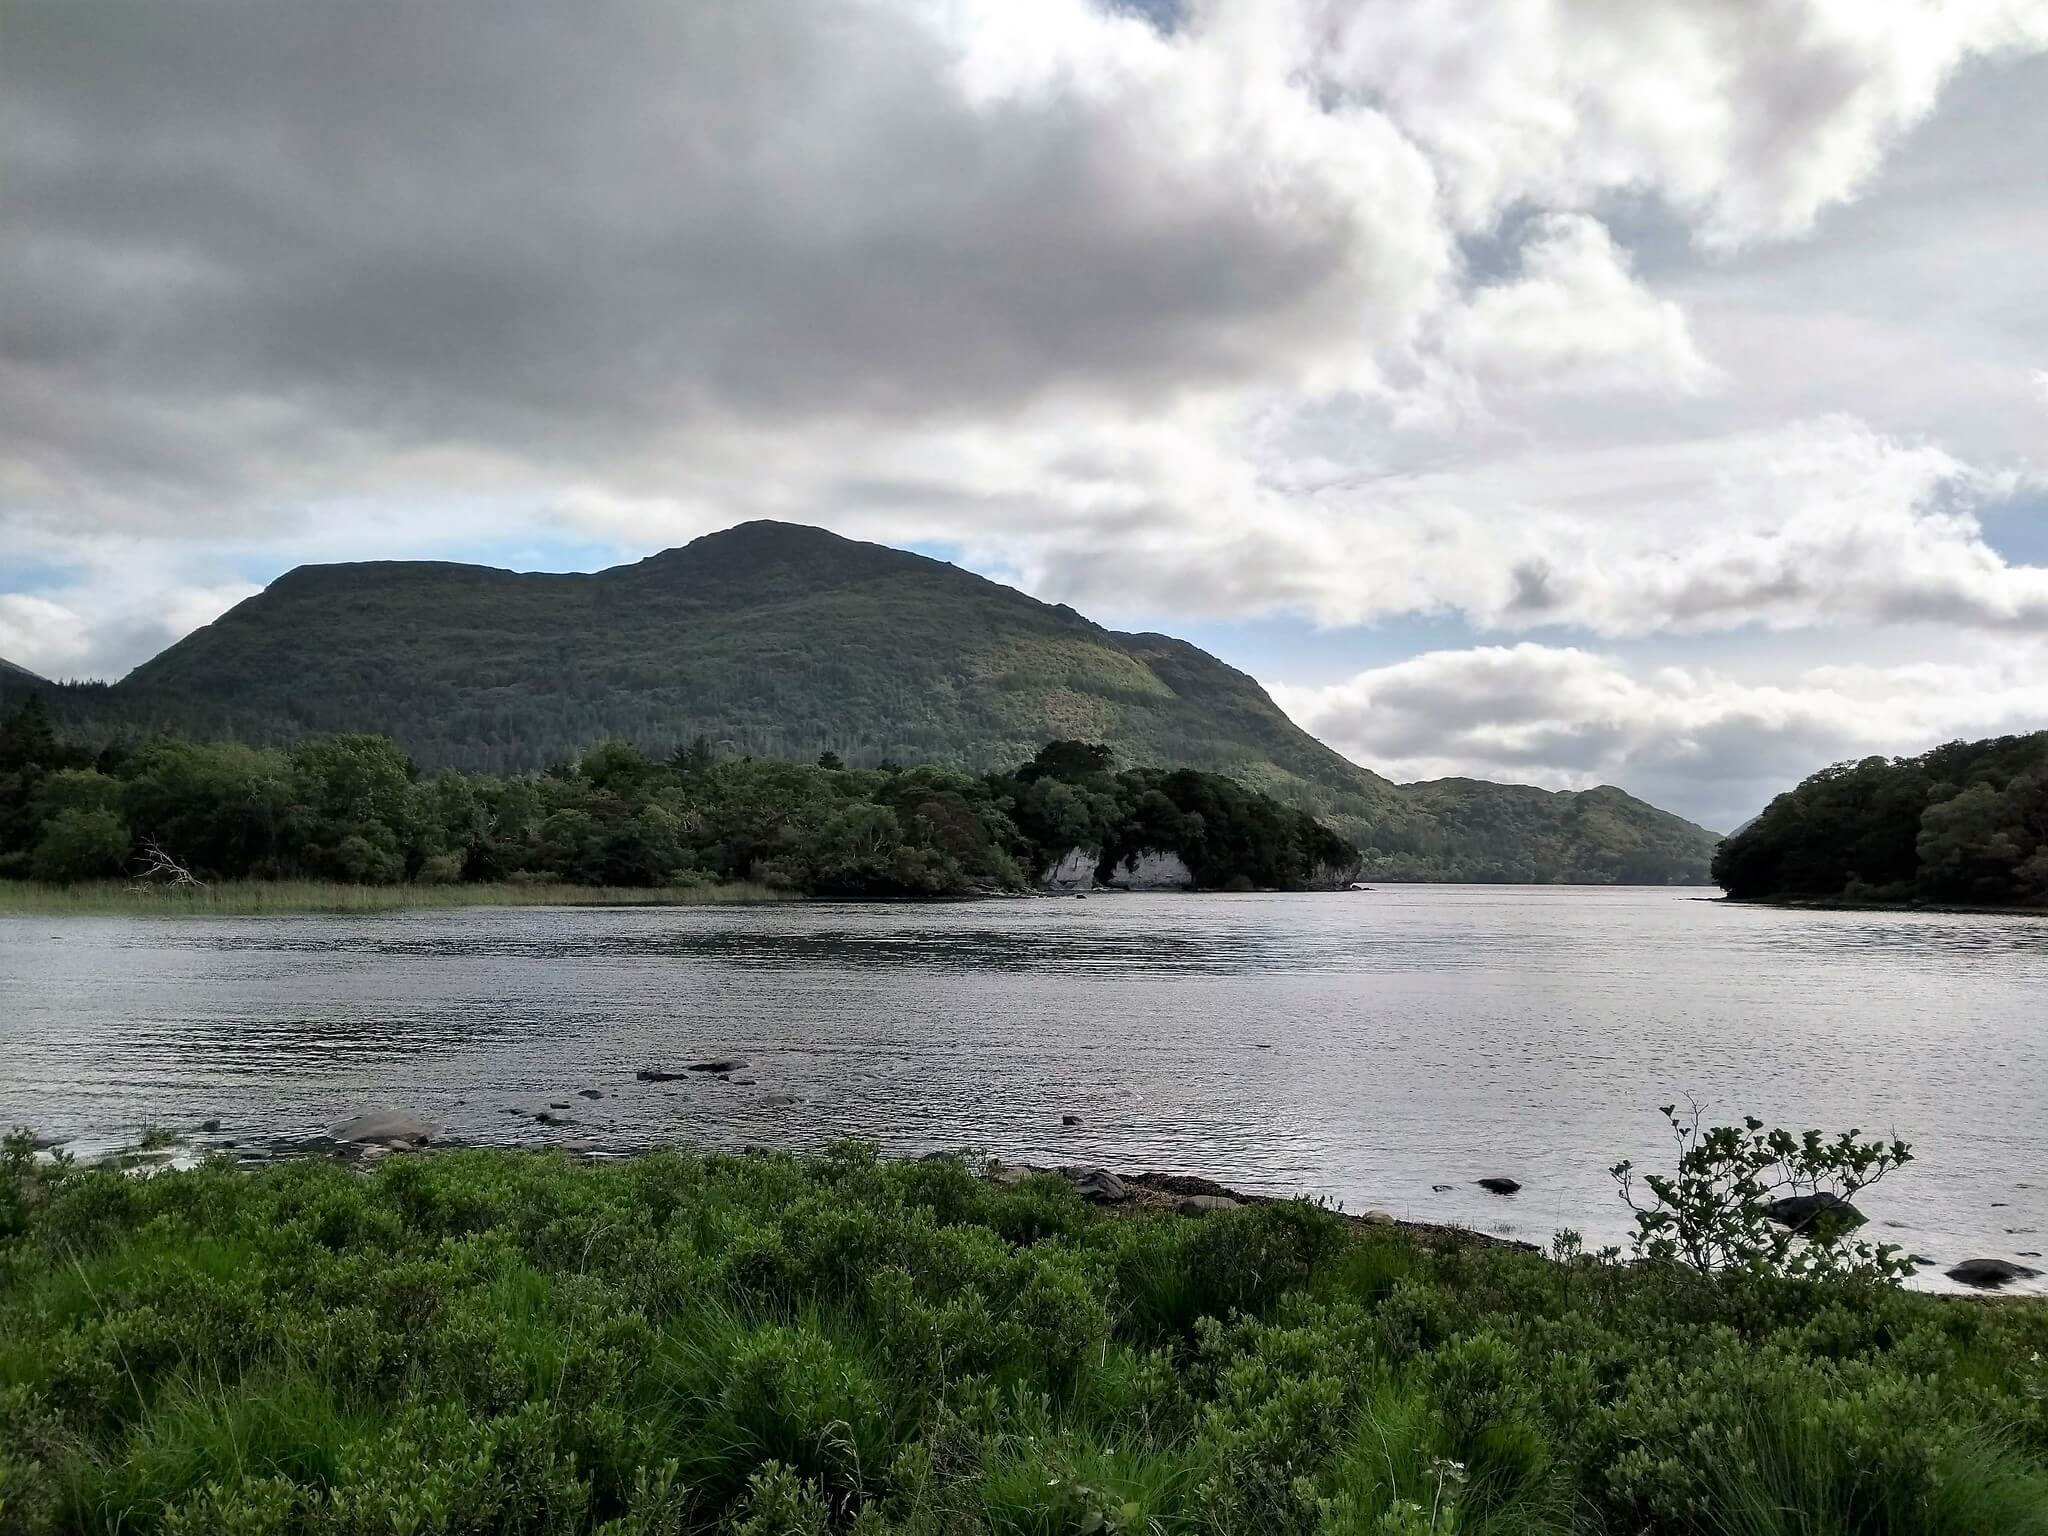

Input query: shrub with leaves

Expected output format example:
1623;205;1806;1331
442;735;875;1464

1610;1099;1914;1281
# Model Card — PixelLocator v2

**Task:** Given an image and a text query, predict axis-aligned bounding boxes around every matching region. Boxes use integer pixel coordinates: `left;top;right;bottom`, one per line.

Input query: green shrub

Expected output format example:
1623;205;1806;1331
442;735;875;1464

0;1140;2042;1536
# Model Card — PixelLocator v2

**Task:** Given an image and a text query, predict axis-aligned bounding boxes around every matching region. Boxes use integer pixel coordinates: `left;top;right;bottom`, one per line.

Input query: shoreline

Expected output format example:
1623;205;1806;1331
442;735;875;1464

1714;894;2048;917
8;878;1730;917
0;877;793;916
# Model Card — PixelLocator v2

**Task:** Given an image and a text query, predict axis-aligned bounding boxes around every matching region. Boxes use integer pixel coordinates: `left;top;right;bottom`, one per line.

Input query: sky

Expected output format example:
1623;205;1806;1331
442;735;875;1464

2;0;2046;832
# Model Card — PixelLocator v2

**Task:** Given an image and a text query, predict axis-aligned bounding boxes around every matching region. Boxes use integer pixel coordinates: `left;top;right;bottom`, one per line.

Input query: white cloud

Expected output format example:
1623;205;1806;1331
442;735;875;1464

0;594;90;678
1274;638;2048;830
1437;214;1719;397
1314;0;2048;249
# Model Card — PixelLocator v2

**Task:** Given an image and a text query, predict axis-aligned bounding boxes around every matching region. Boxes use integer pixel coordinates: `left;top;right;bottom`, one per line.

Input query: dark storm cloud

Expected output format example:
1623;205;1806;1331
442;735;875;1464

0;0;1440;516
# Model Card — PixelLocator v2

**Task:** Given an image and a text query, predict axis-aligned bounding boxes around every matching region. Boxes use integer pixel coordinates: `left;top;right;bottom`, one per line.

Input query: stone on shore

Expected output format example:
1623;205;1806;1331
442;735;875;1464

1138;1172;1236;1199
1178;1193;1240;1214
1060;1166;1129;1203
327;1110;435;1145
1763;1192;1865;1231
1946;1257;2042;1288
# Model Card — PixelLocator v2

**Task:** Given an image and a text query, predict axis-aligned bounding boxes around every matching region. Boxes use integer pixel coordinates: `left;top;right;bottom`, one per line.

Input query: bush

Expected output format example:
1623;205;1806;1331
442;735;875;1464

30;807;131;881
0;1139;2041;1536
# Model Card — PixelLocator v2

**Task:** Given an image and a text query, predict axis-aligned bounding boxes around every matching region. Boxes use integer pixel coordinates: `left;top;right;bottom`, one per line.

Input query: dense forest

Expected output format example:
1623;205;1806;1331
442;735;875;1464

1713;732;2048;906
0;700;1357;896
0;520;1721;884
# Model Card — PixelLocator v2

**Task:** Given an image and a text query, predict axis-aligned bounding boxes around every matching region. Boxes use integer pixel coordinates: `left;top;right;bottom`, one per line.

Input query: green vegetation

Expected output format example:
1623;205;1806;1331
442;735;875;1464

3;1133;2045;1536
1713;732;2048;906
0;521;1719;883
0;706;1356;896
0;879;786;917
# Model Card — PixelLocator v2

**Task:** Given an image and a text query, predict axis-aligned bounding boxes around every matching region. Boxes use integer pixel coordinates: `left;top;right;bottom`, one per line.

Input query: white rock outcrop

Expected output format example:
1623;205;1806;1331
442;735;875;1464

1102;849;1194;891
1041;847;1099;891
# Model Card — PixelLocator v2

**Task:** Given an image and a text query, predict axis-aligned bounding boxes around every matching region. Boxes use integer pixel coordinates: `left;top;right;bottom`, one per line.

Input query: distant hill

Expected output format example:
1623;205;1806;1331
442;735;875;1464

0;657;46;685
1715;733;2048;906
2;521;1720;882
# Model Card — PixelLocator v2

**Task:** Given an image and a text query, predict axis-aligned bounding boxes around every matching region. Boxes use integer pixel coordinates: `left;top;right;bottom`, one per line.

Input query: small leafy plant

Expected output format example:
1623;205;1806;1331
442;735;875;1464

1611;1098;1914;1282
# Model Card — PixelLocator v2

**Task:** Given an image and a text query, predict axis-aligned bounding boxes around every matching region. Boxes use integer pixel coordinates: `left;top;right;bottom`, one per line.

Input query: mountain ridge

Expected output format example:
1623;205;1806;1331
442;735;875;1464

8;521;1719;882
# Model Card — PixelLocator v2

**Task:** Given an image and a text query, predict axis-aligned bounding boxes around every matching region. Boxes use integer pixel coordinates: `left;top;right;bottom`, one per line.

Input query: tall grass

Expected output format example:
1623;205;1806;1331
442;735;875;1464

0;877;790;916
2;1139;2044;1534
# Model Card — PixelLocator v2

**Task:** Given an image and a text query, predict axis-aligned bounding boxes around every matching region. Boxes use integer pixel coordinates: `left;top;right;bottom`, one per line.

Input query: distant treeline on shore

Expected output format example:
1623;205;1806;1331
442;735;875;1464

1714;731;2047;908
0;700;1355;897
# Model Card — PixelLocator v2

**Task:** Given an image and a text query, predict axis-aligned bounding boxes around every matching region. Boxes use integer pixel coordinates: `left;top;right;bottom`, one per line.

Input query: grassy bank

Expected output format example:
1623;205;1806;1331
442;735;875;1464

0;878;791;917
3;1141;2045;1534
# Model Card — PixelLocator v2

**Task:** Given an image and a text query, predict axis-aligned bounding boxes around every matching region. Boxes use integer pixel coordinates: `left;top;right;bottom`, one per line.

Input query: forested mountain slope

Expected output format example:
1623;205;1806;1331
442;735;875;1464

2;521;1720;882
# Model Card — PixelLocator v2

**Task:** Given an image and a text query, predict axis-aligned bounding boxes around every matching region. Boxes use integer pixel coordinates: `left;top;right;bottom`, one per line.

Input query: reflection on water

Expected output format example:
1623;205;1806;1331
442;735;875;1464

4;887;2044;1291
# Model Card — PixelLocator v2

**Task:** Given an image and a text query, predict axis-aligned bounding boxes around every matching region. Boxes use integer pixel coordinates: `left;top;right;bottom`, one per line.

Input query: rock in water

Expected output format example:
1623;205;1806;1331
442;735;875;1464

1946;1257;2043;1288
1763;1192;1866;1231
688;1057;750;1074
327;1110;435;1145
635;1068;687;1082
1061;1113;1081;1126
577;1089;604;1100
1476;1177;1521;1196
1061;1166;1130;1203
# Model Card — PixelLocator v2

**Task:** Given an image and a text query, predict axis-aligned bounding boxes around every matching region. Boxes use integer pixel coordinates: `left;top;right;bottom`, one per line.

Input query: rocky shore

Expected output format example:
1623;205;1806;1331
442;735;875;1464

31;1113;2044;1290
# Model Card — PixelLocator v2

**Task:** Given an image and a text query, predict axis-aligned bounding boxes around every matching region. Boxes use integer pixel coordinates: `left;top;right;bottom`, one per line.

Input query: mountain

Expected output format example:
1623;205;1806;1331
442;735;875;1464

3;521;1721;882
0;657;47;685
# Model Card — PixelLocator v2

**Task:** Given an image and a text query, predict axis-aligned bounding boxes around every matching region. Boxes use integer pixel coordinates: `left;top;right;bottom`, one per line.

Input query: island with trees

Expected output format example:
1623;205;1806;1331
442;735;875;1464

1713;731;2048;908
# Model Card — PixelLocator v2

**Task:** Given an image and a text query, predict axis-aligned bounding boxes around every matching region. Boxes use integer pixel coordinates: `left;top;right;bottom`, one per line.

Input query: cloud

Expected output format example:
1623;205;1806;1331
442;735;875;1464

1314;0;2048;248
1436;214;1718;397
4;0;2041;528
1273;638;2048;831
2;0;2047;826
983;415;2048;637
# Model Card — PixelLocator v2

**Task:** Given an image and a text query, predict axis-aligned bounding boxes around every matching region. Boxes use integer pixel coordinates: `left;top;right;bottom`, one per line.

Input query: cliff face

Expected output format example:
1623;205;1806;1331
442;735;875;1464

1037;845;1362;893
1041;848;1099;892
1101;850;1195;891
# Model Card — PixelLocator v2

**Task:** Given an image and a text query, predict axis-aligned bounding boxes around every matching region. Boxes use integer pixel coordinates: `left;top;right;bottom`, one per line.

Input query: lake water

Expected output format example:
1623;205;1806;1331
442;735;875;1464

3;887;2044;1290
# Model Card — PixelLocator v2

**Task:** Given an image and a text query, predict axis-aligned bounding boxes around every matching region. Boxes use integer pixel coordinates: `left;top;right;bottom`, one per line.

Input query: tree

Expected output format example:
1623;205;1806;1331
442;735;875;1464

816;750;845;771
31;808;131;882
1017;740;1114;784
671;735;715;775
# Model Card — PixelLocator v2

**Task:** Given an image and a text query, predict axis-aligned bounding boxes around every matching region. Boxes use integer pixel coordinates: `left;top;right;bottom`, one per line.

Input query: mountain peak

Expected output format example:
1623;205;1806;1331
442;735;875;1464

615;520;922;592
0;656;50;685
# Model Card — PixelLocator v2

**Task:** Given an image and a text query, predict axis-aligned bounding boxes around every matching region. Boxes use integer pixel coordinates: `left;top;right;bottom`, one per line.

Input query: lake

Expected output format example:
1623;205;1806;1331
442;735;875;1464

3;886;2044;1289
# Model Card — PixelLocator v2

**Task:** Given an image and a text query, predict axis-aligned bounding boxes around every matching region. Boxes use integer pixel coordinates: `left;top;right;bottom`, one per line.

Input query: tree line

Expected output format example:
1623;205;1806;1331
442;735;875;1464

1712;731;2048;906
0;700;1358;896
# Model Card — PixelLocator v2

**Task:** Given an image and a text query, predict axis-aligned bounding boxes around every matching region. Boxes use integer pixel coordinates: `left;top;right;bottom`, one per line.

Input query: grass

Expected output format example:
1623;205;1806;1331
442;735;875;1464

2;1137;2045;1534
0;878;792;916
